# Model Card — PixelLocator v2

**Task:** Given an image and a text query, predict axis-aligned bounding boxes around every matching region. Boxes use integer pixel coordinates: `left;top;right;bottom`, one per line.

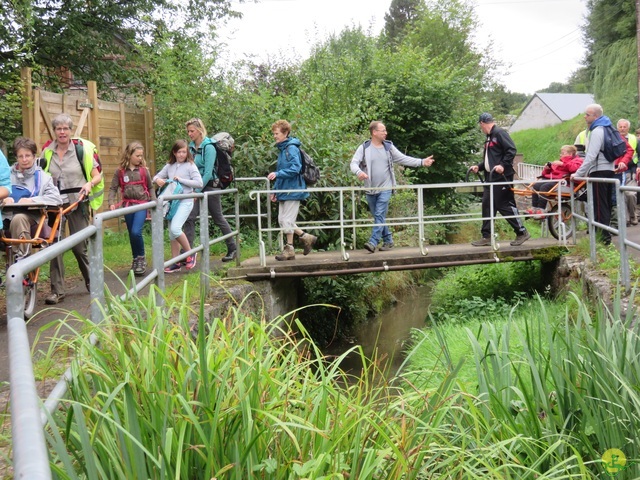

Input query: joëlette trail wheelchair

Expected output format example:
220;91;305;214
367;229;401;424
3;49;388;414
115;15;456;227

1;200;83;318
465;169;586;240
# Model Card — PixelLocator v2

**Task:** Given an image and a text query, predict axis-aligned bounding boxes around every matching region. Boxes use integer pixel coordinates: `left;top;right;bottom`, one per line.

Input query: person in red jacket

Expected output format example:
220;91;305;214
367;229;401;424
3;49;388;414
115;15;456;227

527;145;583;218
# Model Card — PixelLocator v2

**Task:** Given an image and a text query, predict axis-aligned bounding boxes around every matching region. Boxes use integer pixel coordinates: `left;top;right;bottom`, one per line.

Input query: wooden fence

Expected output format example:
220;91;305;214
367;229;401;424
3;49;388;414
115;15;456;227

20;67;155;218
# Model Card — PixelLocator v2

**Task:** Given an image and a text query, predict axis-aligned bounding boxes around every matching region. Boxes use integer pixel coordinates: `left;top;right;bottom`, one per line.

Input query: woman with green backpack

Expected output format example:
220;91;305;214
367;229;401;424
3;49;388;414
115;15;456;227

153;139;202;273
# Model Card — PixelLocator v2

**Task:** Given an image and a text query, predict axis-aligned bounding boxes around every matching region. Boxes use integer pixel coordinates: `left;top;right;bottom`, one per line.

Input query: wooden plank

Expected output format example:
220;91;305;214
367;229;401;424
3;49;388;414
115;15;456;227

39;100;55;140
75;108;90;136
120;103;127;147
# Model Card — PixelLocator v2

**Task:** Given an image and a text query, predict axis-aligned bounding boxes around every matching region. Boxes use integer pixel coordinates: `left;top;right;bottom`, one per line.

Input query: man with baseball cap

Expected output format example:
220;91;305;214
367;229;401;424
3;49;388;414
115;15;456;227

469;113;530;246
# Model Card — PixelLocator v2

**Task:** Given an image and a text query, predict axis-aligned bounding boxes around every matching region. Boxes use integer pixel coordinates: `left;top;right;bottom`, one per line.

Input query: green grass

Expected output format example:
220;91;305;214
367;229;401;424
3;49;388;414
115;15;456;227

511;116;586;164
34;287;603;479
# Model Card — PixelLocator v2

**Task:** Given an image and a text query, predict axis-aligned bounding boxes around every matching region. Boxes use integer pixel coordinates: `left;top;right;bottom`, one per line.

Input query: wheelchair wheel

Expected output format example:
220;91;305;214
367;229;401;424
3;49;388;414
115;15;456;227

547;203;574;240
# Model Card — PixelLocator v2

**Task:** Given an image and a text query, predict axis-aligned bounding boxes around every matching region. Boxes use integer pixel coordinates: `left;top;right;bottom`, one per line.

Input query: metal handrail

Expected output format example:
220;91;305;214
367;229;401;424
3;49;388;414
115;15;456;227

8;173;640;477
6;186;242;479
250;180;571;266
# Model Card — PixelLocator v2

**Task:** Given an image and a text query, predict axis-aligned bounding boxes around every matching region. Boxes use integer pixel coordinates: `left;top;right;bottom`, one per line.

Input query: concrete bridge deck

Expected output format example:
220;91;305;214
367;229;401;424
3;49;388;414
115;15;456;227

227;237;565;280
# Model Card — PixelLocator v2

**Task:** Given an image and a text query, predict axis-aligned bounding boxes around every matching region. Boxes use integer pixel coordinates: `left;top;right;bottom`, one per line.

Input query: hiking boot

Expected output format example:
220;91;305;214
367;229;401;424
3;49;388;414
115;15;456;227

185;253;197;270
379;242;394;251
45;293;65;305
510;231;531;246
164;263;181;274
364;242;376;253
133;256;147;276
275;244;295;261
471;237;491;247
299;233;317;255
221;246;237;263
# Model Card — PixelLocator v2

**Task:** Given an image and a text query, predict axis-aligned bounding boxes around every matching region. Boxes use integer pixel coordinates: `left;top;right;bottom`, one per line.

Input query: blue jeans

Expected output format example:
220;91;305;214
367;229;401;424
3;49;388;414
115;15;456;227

125;209;148;258
366;189;393;246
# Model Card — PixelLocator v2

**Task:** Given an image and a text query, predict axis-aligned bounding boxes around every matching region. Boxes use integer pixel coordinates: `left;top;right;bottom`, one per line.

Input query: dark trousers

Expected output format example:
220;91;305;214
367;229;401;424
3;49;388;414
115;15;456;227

589;170;614;244
481;180;526;239
184;185;236;250
50;203;90;295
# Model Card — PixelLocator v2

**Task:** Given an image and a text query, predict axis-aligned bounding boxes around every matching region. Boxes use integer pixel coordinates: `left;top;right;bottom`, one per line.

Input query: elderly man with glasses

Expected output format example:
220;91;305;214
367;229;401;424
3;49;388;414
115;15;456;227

571;104;617;245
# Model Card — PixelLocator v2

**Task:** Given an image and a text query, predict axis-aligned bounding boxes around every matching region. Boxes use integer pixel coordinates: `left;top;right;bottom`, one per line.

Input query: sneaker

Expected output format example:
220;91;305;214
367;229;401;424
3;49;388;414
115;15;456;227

379;242;394;251
275;244;295;261
364;242;376;253
164;264;181;274
299;233;317;256
133;256;147;276
510;231;531;246
471;237;491;247
45;293;65;305
185;254;197;270
532;208;546;220
221;247;237;263
176;249;185;267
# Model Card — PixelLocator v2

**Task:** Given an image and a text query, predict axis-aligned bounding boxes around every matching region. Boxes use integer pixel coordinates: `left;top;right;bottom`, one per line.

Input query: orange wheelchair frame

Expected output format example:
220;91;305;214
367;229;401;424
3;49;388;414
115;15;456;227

513;178;586;240
1;200;82;318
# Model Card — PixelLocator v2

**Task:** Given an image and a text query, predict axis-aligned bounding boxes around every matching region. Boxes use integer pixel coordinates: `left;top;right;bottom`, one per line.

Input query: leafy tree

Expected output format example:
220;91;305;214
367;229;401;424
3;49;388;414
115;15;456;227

486;85;528;115
383;0;423;45
0;0;239;90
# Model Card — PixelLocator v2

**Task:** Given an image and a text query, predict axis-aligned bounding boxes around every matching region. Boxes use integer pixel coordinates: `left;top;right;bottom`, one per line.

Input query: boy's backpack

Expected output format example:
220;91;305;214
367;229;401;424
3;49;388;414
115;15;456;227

286;146;320;186
600;124;627;163
157;180;183;220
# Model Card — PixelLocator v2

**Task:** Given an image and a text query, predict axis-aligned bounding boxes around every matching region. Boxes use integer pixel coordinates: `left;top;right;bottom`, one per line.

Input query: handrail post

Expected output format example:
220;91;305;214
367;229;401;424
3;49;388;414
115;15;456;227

151;198;165;301
234;188;241;265
616;179;630;291
339;190;349;261
89;215;105;323
418;186;427;255
199;192;210;292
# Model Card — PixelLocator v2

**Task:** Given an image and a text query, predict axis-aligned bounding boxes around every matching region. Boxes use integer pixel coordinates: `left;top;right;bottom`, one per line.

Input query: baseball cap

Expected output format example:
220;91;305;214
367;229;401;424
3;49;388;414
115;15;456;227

478;113;494;124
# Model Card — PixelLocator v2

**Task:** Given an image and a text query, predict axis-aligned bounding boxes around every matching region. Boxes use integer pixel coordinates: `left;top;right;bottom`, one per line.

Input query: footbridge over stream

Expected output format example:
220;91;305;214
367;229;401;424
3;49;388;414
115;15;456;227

227;237;564;281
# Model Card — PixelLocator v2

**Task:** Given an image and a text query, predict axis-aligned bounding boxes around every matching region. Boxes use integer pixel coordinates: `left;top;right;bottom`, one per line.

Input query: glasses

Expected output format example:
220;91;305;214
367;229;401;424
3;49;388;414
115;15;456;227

375;129;387;133
55;126;71;132
584;113;596;118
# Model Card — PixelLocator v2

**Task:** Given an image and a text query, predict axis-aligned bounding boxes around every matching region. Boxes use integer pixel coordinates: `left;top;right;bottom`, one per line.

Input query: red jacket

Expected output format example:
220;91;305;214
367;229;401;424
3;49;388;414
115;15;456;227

614;135;634;169
541;155;583;179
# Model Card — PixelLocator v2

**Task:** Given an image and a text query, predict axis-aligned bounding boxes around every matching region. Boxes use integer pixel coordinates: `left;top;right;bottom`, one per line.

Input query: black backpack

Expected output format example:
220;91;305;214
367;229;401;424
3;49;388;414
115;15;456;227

205;141;234;189
286;146;320;186
600;124;627;163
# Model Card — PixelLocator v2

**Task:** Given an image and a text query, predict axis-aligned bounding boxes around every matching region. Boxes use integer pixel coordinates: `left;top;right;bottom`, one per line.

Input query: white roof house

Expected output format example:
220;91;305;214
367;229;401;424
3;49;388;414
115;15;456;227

509;93;595;132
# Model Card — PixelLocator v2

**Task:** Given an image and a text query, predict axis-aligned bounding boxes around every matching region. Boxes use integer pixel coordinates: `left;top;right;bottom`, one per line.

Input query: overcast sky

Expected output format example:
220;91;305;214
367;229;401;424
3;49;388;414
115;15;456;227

218;0;587;95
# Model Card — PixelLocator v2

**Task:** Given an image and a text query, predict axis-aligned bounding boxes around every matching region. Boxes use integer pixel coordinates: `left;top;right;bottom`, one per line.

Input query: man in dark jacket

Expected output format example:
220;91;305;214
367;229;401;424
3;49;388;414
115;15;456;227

469;113;529;246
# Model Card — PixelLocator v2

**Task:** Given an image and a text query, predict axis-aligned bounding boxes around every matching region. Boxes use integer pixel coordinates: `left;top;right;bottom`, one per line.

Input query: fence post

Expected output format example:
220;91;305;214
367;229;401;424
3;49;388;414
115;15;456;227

21;67;34;140
87;81;99;147
151;198;165;303
145;95;155;173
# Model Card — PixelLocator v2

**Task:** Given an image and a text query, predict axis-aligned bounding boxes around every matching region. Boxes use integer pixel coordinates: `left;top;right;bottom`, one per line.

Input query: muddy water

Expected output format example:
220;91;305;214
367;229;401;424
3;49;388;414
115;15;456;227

322;284;433;377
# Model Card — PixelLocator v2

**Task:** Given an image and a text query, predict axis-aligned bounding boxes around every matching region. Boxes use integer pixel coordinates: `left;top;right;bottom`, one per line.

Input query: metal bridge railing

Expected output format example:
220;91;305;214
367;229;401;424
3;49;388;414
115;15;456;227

7;173;640;477
250;179;574;267
6;186;246;479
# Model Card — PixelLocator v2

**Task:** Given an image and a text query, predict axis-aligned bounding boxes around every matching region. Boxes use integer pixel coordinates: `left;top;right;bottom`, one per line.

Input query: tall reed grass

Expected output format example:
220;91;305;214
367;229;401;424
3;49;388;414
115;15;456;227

40;286;612;478
408;291;640;479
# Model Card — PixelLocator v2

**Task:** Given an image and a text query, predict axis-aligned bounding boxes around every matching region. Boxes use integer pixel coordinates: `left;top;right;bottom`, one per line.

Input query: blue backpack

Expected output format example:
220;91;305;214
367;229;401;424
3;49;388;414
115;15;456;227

600;124;627;163
158;180;183;220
